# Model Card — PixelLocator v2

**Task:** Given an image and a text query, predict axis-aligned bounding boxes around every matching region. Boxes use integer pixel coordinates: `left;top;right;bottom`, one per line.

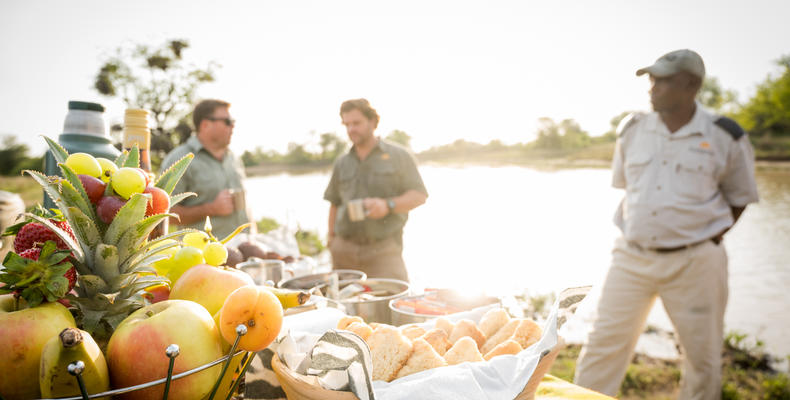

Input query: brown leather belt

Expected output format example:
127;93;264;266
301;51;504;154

632;238;719;253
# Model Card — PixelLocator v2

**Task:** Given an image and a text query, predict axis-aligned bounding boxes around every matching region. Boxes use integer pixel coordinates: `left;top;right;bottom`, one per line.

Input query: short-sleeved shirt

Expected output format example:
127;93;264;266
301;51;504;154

324;138;428;242
611;103;759;249
160;135;249;238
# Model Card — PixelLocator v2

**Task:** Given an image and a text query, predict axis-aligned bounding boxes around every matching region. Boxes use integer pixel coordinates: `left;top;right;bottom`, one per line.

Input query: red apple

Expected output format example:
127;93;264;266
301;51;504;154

169;264;254;316
78;174;107;204
143;186;170;216
143;284;170;304
0;295;77;400
96;195;127;224
106;300;223;400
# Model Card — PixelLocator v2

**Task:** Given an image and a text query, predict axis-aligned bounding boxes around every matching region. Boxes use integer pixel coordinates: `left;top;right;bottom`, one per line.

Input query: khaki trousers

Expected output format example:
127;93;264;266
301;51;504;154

575;237;728;400
329;236;409;282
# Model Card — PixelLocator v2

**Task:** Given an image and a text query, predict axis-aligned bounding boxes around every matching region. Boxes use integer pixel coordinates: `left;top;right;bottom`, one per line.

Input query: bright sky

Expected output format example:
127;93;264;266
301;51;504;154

2;0;789;155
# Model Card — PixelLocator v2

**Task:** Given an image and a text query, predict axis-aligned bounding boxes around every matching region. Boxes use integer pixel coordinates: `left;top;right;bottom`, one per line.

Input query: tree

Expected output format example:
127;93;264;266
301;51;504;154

0;136;42;176
319;132;348;160
93;39;219;165
535;118;562;149
534;118;590;149
386;130;412;148
734;55;790;138
698;76;738;114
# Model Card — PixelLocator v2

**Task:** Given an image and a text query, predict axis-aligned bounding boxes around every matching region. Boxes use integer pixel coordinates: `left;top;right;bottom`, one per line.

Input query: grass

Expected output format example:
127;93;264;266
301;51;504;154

549;333;790;399
0;176;43;208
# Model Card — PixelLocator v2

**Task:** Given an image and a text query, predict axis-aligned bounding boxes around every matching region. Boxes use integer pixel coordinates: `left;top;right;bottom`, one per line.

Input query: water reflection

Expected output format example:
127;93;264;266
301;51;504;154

246;166;790;357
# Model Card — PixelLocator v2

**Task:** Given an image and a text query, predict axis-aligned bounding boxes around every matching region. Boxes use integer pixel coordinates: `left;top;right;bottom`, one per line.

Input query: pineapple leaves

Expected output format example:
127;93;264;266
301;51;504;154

115;213;172;265
24;170;65;211
123;144;140;168
94;244;120;281
155;153;194;195
57;165;98;224
169;192;197;207
103;193;149;246
43;135;69;164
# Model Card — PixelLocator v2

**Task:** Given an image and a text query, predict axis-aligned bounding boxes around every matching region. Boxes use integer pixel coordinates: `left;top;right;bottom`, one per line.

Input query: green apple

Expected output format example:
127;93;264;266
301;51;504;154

169;264;254;316
0;295;76;400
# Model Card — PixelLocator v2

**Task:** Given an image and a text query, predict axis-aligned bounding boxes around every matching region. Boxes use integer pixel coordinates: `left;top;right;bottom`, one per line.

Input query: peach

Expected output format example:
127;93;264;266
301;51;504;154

219;286;283;352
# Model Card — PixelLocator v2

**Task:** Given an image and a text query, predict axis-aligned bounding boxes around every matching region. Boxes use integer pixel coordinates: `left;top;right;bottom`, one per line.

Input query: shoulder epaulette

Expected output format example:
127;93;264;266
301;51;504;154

616;112;642;137
714;116;745;140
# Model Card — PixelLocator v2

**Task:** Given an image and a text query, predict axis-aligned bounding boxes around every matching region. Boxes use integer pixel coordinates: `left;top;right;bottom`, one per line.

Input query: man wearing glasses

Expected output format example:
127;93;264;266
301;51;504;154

160;99;250;238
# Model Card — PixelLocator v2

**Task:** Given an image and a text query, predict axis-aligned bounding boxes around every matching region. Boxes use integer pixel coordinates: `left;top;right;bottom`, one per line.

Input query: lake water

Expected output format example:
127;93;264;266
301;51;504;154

246;166;790;359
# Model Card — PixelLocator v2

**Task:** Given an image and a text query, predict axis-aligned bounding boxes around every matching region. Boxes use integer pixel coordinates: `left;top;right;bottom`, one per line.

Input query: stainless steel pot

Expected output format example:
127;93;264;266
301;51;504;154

278;269;366;290
340;278;410;324
389;292;501;326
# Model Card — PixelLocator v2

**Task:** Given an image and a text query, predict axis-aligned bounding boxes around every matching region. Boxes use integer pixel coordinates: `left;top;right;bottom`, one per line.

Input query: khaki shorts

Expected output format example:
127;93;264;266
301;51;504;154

329;236;409;282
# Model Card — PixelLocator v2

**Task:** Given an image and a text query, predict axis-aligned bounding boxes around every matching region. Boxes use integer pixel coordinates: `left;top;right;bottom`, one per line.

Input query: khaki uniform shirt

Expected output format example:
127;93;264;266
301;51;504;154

612;103;759;249
160;135;249;238
324;139;427;243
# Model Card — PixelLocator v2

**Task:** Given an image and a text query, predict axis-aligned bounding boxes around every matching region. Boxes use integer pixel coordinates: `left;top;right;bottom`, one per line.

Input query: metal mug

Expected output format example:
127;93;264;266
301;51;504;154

348;199;366;222
237;258;294;286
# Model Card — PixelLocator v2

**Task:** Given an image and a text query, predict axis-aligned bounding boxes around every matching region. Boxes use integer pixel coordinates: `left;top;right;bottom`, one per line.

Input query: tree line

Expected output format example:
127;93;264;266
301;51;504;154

2;40;789;175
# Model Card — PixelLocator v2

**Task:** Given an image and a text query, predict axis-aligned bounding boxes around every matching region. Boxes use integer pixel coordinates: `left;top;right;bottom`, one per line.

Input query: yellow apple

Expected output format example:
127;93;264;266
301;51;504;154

106;300;224;400
169;264;254;316
0;295;76;400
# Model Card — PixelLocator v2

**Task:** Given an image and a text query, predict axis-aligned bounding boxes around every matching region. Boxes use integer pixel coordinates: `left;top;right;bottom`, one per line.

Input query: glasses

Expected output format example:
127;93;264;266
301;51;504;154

206;117;235;127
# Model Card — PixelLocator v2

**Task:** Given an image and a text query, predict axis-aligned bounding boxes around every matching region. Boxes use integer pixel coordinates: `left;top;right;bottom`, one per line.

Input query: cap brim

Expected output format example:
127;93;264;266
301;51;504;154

635;63;676;78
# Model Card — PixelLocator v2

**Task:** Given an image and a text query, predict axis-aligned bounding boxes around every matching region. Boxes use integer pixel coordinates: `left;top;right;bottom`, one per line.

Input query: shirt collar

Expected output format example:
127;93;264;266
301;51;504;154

648;101;710;139
349;137;385;159
186;135;206;152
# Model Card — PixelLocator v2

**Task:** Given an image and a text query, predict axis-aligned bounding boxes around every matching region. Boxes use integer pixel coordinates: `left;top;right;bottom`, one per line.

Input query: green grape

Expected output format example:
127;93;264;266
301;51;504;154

96;157;118;183
204;242;228;266
167;246;205;284
152;240;180;275
183;231;210;250
111;167;147;199
65;152;102;177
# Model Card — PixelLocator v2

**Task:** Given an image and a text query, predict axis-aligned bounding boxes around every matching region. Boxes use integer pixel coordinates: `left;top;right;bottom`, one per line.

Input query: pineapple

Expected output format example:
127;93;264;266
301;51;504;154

18;137;197;347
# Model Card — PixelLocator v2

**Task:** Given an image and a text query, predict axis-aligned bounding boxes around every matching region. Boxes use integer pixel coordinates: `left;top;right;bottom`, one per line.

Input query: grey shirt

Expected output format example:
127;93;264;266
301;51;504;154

160;135;249;238
324;139;427;242
612;103;759;249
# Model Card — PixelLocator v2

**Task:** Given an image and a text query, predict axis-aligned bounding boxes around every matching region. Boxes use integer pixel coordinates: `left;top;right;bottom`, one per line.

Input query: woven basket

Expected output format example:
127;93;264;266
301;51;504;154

271;337;564;400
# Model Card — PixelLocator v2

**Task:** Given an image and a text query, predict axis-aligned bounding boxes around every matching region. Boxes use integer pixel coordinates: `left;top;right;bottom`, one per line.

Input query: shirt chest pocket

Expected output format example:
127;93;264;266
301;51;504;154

624;152;652;188
672;152;717;202
367;162;398;197
338;168;357;201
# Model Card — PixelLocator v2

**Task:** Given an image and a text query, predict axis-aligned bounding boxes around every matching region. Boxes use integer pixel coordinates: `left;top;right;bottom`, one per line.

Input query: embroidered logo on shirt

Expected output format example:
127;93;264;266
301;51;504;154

381;153;390;160
700;141;710;149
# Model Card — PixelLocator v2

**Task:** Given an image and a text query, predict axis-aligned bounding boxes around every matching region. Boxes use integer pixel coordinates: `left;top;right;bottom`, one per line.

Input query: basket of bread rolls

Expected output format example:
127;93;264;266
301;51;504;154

271;306;562;400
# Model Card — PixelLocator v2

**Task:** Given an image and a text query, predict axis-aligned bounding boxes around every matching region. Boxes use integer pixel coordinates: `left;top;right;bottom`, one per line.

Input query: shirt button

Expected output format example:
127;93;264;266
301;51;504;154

662;160;667;165
656;185;661;190
651;211;657;216
651;236;657;241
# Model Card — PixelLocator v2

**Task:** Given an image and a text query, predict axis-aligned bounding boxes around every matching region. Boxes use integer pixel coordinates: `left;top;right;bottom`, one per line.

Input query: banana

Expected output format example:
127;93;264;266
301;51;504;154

39;328;110;400
261;286;311;309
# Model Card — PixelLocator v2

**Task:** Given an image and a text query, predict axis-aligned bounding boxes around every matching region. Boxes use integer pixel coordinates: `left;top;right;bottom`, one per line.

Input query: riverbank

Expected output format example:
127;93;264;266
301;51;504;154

549;339;790;399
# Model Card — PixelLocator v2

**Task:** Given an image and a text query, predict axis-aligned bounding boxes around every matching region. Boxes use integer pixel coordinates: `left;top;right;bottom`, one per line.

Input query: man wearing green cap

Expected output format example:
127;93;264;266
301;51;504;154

574;50;759;398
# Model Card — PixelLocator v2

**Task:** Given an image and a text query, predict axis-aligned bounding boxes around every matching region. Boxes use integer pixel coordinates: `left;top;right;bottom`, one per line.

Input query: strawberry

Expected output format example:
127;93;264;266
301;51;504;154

19;247;77;292
13;222;74;253
0;241;76;306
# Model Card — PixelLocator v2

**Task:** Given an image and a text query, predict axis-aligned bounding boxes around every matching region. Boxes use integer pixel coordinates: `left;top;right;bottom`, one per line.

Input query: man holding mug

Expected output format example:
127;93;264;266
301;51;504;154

324;99;428;282
161;99;251;238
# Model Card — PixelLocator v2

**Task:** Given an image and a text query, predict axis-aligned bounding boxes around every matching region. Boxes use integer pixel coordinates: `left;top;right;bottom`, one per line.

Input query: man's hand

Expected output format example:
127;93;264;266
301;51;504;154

363;197;389;219
211;189;235;216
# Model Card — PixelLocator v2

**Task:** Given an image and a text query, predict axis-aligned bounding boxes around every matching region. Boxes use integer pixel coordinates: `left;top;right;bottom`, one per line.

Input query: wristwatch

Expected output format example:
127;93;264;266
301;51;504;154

386;198;396;213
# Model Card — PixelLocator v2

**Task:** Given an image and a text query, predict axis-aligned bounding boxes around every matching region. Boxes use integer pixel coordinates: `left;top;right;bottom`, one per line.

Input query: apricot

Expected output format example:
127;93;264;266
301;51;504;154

219;286;283;351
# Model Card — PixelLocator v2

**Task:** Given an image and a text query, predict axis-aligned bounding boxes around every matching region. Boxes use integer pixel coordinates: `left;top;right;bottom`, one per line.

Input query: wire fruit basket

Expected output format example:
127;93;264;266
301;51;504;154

25;324;254;400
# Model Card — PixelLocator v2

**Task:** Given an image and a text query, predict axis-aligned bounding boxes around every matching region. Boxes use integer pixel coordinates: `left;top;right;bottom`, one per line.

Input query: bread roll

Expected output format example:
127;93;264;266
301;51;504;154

368;325;413;382
483;339;522;361
434;317;455;337
337;315;364;330
478;308;511;338
394;338;448;379
400;325;427;341
418;328;452;356
345;321;373;341
510;319;542;350
481;319;520;354
448;319;486;349
443;336;484;365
